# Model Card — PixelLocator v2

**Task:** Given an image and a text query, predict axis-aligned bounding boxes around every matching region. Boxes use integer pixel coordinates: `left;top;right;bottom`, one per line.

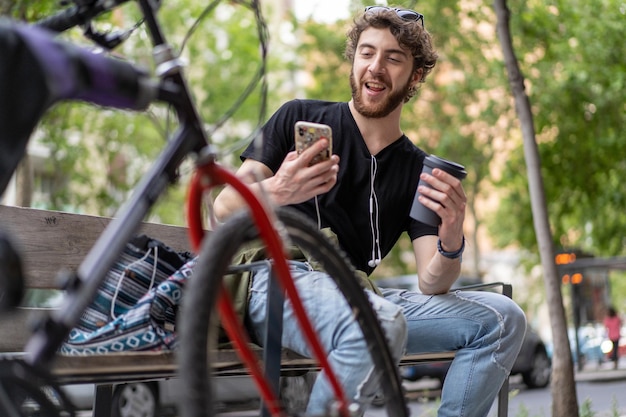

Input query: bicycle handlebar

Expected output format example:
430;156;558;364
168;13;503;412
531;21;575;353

9;21;157;110
1;18;163;197
34;0;131;33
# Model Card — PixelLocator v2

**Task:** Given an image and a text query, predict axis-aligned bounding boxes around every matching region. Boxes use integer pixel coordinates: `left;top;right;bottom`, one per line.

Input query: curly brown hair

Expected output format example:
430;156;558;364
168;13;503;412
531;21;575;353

344;7;438;100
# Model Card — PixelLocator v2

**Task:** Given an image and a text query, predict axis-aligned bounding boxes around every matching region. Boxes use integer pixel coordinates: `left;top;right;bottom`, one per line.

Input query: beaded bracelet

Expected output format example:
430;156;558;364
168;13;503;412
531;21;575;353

437;237;465;259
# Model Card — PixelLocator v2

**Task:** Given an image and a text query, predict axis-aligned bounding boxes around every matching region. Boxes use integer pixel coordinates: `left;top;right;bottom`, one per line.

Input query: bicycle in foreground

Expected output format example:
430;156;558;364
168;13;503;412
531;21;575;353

0;1;408;416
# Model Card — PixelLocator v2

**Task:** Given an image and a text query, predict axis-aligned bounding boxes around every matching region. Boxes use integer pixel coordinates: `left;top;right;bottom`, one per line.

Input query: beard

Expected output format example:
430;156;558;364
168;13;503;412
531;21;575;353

350;70;411;118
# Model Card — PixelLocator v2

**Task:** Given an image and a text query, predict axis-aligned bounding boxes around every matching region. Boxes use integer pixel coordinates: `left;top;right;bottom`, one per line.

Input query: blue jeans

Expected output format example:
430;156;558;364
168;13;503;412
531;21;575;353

381;287;526;416
247;263;526;416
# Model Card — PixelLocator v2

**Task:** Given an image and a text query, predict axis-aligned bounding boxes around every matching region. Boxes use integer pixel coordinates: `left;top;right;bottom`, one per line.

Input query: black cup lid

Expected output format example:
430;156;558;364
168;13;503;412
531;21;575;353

424;155;467;180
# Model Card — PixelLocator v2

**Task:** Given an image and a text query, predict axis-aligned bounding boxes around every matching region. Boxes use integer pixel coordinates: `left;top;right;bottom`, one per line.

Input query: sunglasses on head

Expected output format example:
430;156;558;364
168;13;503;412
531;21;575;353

364;6;425;28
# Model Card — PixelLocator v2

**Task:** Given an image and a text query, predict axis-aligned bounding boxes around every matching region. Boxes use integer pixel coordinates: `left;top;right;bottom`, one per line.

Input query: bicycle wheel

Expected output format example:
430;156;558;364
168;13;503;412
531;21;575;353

178;206;407;417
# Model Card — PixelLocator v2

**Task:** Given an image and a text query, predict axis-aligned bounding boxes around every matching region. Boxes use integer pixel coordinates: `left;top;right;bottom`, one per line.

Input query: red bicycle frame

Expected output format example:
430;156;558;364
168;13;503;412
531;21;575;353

186;159;350;416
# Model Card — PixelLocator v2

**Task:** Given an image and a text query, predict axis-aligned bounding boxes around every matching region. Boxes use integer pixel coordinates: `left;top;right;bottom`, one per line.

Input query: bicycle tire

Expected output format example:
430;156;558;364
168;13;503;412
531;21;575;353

178;207;407;417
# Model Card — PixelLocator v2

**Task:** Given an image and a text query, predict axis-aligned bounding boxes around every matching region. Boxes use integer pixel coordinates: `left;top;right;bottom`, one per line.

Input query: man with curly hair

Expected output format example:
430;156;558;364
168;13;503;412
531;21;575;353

215;6;526;416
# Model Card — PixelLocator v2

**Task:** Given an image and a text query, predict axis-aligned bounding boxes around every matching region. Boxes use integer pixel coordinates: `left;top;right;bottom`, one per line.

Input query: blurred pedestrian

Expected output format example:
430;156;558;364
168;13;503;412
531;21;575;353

603;306;622;369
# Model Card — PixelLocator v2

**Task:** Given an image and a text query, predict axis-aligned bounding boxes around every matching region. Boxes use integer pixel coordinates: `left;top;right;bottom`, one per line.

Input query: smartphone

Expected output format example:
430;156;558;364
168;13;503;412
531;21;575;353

294;121;332;166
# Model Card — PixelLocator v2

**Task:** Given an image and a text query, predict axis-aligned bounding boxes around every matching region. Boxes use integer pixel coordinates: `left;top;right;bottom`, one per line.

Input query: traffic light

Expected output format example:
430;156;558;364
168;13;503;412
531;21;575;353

556;251;580;285
560;272;584;285
555;252;576;266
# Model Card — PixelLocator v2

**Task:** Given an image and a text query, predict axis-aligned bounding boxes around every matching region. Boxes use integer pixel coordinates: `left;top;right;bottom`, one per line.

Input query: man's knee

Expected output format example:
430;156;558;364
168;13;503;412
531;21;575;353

502;298;527;344
368;293;407;359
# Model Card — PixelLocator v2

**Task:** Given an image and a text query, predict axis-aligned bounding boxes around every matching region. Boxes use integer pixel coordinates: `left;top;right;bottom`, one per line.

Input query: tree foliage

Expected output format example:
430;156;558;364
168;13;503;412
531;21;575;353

4;1;275;225
489;0;626;257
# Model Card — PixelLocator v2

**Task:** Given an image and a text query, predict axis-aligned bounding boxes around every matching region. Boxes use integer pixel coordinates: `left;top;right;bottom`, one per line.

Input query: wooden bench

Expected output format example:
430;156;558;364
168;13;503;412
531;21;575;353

0;204;510;416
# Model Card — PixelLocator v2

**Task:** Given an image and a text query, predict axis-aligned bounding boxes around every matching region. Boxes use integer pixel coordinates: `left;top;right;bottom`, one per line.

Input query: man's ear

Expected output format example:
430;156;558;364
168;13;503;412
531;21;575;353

411;68;424;88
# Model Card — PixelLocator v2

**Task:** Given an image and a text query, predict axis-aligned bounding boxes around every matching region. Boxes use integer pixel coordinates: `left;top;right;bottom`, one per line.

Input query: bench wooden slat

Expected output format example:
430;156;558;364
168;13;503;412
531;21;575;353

0;205;191;289
1;349;457;387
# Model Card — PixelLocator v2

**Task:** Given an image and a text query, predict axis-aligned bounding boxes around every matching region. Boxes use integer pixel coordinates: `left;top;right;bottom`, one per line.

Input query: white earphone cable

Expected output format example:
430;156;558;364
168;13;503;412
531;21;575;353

314;195;322;229
368;156;382;267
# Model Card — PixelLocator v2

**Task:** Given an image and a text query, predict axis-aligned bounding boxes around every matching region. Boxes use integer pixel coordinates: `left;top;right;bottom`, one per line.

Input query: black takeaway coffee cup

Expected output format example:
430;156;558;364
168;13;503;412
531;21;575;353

410;155;467;226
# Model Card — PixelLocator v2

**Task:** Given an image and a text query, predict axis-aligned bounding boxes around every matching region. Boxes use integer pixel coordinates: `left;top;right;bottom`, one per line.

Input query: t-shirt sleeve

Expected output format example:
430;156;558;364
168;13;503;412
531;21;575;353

407;217;439;241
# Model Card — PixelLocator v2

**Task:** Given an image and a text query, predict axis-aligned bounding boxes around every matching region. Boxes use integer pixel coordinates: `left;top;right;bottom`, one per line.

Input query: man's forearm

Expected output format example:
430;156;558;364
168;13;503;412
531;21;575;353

418;255;462;294
212;160;276;222
213;178;275;222
413;235;463;295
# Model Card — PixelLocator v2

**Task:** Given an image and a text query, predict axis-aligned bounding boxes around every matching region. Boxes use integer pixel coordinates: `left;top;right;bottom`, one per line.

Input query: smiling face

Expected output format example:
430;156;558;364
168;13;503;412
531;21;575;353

350;27;420;119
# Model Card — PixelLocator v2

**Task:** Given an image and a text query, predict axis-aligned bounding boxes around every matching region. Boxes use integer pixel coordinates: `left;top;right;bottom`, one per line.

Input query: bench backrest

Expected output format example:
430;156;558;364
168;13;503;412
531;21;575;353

0;204;191;351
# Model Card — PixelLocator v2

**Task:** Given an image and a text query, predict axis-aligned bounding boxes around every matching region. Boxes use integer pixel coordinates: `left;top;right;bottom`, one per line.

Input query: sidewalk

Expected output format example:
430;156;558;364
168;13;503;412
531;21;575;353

575;357;626;382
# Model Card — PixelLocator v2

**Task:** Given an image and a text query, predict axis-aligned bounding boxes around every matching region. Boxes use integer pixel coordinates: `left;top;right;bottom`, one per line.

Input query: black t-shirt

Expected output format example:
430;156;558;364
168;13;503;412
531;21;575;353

241;99;438;275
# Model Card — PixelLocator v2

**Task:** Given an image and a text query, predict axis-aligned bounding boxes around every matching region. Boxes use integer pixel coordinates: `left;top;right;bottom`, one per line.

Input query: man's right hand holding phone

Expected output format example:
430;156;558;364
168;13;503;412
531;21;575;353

269;138;339;206
214;137;338;221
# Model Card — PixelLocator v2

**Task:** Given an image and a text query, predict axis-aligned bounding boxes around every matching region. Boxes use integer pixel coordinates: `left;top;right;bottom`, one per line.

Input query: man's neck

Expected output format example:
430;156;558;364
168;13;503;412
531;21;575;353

348;100;404;156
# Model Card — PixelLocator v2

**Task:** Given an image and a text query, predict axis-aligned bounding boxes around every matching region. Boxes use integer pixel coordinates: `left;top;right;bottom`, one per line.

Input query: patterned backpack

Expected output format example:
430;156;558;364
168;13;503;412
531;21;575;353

61;236;196;354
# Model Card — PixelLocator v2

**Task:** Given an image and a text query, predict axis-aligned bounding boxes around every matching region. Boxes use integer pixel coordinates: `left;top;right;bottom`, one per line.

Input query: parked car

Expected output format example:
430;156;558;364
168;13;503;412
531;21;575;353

62;375;261;417
401;324;552;389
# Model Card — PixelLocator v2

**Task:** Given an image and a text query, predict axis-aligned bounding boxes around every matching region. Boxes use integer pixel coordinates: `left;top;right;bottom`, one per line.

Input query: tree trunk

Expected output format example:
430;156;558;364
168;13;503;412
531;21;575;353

492;1;579;416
